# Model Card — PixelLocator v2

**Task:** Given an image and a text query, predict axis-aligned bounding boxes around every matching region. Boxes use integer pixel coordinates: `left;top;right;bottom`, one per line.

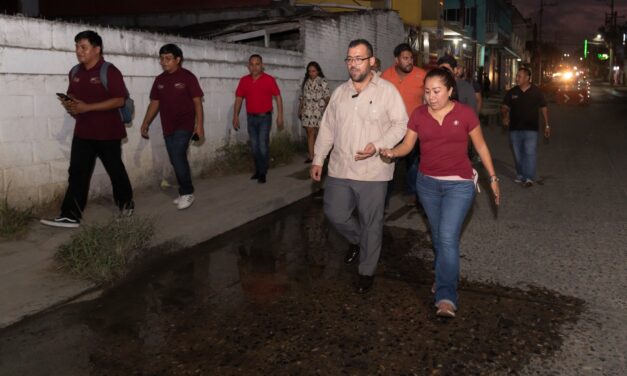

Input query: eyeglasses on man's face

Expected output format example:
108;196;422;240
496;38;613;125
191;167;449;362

344;56;372;65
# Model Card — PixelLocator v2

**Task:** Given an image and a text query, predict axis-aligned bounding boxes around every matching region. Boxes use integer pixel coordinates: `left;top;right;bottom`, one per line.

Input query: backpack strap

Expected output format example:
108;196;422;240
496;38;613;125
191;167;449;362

99;61;111;91
70;62;111;92
69;64;81;81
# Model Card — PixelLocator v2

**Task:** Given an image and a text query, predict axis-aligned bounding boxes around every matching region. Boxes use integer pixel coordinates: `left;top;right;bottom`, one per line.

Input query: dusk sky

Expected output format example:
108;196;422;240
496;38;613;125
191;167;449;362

511;0;627;52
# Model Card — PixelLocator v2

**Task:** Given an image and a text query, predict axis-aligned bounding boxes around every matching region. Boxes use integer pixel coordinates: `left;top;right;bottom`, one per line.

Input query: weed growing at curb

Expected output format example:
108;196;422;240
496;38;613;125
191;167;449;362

0;197;32;239
55;216;155;284
202;134;305;177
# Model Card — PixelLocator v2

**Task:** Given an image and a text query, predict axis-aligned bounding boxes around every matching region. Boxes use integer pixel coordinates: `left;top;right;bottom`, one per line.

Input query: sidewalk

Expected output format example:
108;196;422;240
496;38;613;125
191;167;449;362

0;160;318;328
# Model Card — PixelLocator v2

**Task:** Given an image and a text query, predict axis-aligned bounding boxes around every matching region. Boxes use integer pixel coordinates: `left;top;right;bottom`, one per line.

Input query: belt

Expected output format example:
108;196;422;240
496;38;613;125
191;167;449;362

247;111;272;117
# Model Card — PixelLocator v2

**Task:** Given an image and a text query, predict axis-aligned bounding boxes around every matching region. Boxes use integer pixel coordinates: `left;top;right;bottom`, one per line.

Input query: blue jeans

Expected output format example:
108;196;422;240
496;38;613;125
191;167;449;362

509;130;538;181
416;172;475;309
164;130;194;195
247;113;272;176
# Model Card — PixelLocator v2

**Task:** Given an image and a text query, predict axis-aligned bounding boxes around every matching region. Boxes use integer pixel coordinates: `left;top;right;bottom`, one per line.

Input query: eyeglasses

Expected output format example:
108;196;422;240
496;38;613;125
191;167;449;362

344;56;372;65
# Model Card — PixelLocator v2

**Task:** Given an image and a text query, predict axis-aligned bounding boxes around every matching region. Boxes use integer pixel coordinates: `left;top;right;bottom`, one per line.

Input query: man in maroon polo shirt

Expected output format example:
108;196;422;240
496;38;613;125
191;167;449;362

140;44;204;210
41;30;134;228
232;54;284;184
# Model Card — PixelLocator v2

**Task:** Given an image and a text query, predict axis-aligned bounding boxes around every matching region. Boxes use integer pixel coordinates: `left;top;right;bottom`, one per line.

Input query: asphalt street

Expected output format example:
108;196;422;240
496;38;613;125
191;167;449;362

0;82;624;375
389;82;627;375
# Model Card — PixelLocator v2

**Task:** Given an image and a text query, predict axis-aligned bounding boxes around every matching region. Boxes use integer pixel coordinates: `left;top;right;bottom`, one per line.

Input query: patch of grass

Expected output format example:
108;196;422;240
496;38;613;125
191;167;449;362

0;197;33;239
202;134;305;177
205;141;252;177
269;132;301;167
55;216;155;284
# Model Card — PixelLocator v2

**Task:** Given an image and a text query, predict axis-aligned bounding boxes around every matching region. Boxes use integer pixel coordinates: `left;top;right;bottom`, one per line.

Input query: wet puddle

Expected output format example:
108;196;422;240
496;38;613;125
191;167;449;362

0;197;583;375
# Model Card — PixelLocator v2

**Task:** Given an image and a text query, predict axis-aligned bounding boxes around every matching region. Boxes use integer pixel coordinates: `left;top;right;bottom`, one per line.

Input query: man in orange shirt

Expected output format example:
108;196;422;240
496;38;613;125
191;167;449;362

381;43;426;205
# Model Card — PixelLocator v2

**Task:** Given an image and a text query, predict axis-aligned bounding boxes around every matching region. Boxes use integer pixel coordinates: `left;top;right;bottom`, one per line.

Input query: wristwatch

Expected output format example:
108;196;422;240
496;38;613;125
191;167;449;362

489;175;500;183
544;124;550;129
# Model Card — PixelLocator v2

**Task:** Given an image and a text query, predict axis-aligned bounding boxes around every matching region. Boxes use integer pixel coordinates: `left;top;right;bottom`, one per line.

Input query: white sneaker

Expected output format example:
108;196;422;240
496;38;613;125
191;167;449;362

40;216;80;228
172;197;180;205
177;194;194;210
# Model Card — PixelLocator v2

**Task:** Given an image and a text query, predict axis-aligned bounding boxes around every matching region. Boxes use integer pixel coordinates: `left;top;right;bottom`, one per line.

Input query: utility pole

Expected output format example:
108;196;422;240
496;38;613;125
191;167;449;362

607;0;615;83
537;0;557;84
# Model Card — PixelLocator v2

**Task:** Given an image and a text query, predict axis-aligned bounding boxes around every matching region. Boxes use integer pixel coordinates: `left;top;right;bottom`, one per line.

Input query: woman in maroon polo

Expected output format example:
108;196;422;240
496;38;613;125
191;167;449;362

381;68;500;318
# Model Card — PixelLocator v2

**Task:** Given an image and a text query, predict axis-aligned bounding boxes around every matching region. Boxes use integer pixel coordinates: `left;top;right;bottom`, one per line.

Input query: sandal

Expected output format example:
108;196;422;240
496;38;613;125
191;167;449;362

436;302;456;318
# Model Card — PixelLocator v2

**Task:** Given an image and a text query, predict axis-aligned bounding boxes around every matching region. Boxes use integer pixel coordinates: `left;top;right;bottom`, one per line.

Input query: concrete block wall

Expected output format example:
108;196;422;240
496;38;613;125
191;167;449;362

302;11;405;85
0;12;404;208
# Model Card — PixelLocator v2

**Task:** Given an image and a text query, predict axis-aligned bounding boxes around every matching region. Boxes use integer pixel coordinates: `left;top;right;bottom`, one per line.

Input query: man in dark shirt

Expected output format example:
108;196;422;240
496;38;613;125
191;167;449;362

41;30;134;228
501;67;550;187
140;44;204;210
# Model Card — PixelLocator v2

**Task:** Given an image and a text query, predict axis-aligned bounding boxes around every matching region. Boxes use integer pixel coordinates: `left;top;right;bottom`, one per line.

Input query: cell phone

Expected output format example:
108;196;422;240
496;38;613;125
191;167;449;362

56;93;72;101
191;133;200;141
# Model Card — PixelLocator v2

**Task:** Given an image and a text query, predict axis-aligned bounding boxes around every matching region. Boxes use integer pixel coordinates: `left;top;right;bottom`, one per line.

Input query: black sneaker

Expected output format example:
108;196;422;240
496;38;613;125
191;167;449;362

258;175;266;184
40;217;80;228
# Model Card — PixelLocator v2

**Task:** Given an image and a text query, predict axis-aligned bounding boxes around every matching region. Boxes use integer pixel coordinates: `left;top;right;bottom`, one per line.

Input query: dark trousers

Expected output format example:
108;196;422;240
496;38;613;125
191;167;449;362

164;130;194;195
247;113;272;176
61;137;133;220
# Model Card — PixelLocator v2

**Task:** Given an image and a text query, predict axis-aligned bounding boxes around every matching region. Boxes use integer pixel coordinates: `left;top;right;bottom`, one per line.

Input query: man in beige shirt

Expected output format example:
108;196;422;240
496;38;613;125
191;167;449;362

310;39;407;294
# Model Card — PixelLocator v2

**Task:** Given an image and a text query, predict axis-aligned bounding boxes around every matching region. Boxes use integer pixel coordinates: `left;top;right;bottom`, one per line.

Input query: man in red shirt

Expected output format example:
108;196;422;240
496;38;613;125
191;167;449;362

233;54;284;184
41;30;134;228
140;44;204;210
381;43;427;205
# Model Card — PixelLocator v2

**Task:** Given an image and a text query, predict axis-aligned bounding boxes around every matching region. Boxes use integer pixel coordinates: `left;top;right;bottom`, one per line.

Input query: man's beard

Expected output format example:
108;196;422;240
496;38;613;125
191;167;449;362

350;69;370;83
399;64;413;74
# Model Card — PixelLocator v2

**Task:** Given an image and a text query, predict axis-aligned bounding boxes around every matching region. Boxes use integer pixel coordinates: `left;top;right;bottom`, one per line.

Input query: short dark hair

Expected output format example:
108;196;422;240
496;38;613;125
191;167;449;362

519;67;531;77
436;54;457;69
249;54;263;63
393;43;412;58
159;43;184;63
74;30;103;53
425;67;457;92
348;39;374;57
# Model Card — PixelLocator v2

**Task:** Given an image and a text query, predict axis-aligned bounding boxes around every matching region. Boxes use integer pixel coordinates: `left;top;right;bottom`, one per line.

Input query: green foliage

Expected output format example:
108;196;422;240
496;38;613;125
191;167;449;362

55;216;154;284
0;197;32;239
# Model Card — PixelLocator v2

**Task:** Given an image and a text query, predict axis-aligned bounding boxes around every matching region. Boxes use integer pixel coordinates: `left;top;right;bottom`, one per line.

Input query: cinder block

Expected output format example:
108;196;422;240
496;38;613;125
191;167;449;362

33;140;69;163
0;74;46;95
0;16;53;49
0;141;32;168
0;95;33;120
0;47;75;75
0;118;38;143
34;95;68;119
44;75;72;95
3;185;38;209
4;163;50;188
50;160;70;184
47;117;75;143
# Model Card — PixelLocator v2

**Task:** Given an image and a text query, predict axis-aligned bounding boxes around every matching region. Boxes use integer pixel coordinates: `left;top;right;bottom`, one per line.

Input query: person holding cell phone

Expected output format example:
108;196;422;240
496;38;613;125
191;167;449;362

140;43;204;210
41;30;134;228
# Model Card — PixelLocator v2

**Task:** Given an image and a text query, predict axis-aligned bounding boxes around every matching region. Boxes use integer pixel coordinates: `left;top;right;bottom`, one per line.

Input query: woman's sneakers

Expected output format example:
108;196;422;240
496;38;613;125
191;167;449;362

173;194;195;210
